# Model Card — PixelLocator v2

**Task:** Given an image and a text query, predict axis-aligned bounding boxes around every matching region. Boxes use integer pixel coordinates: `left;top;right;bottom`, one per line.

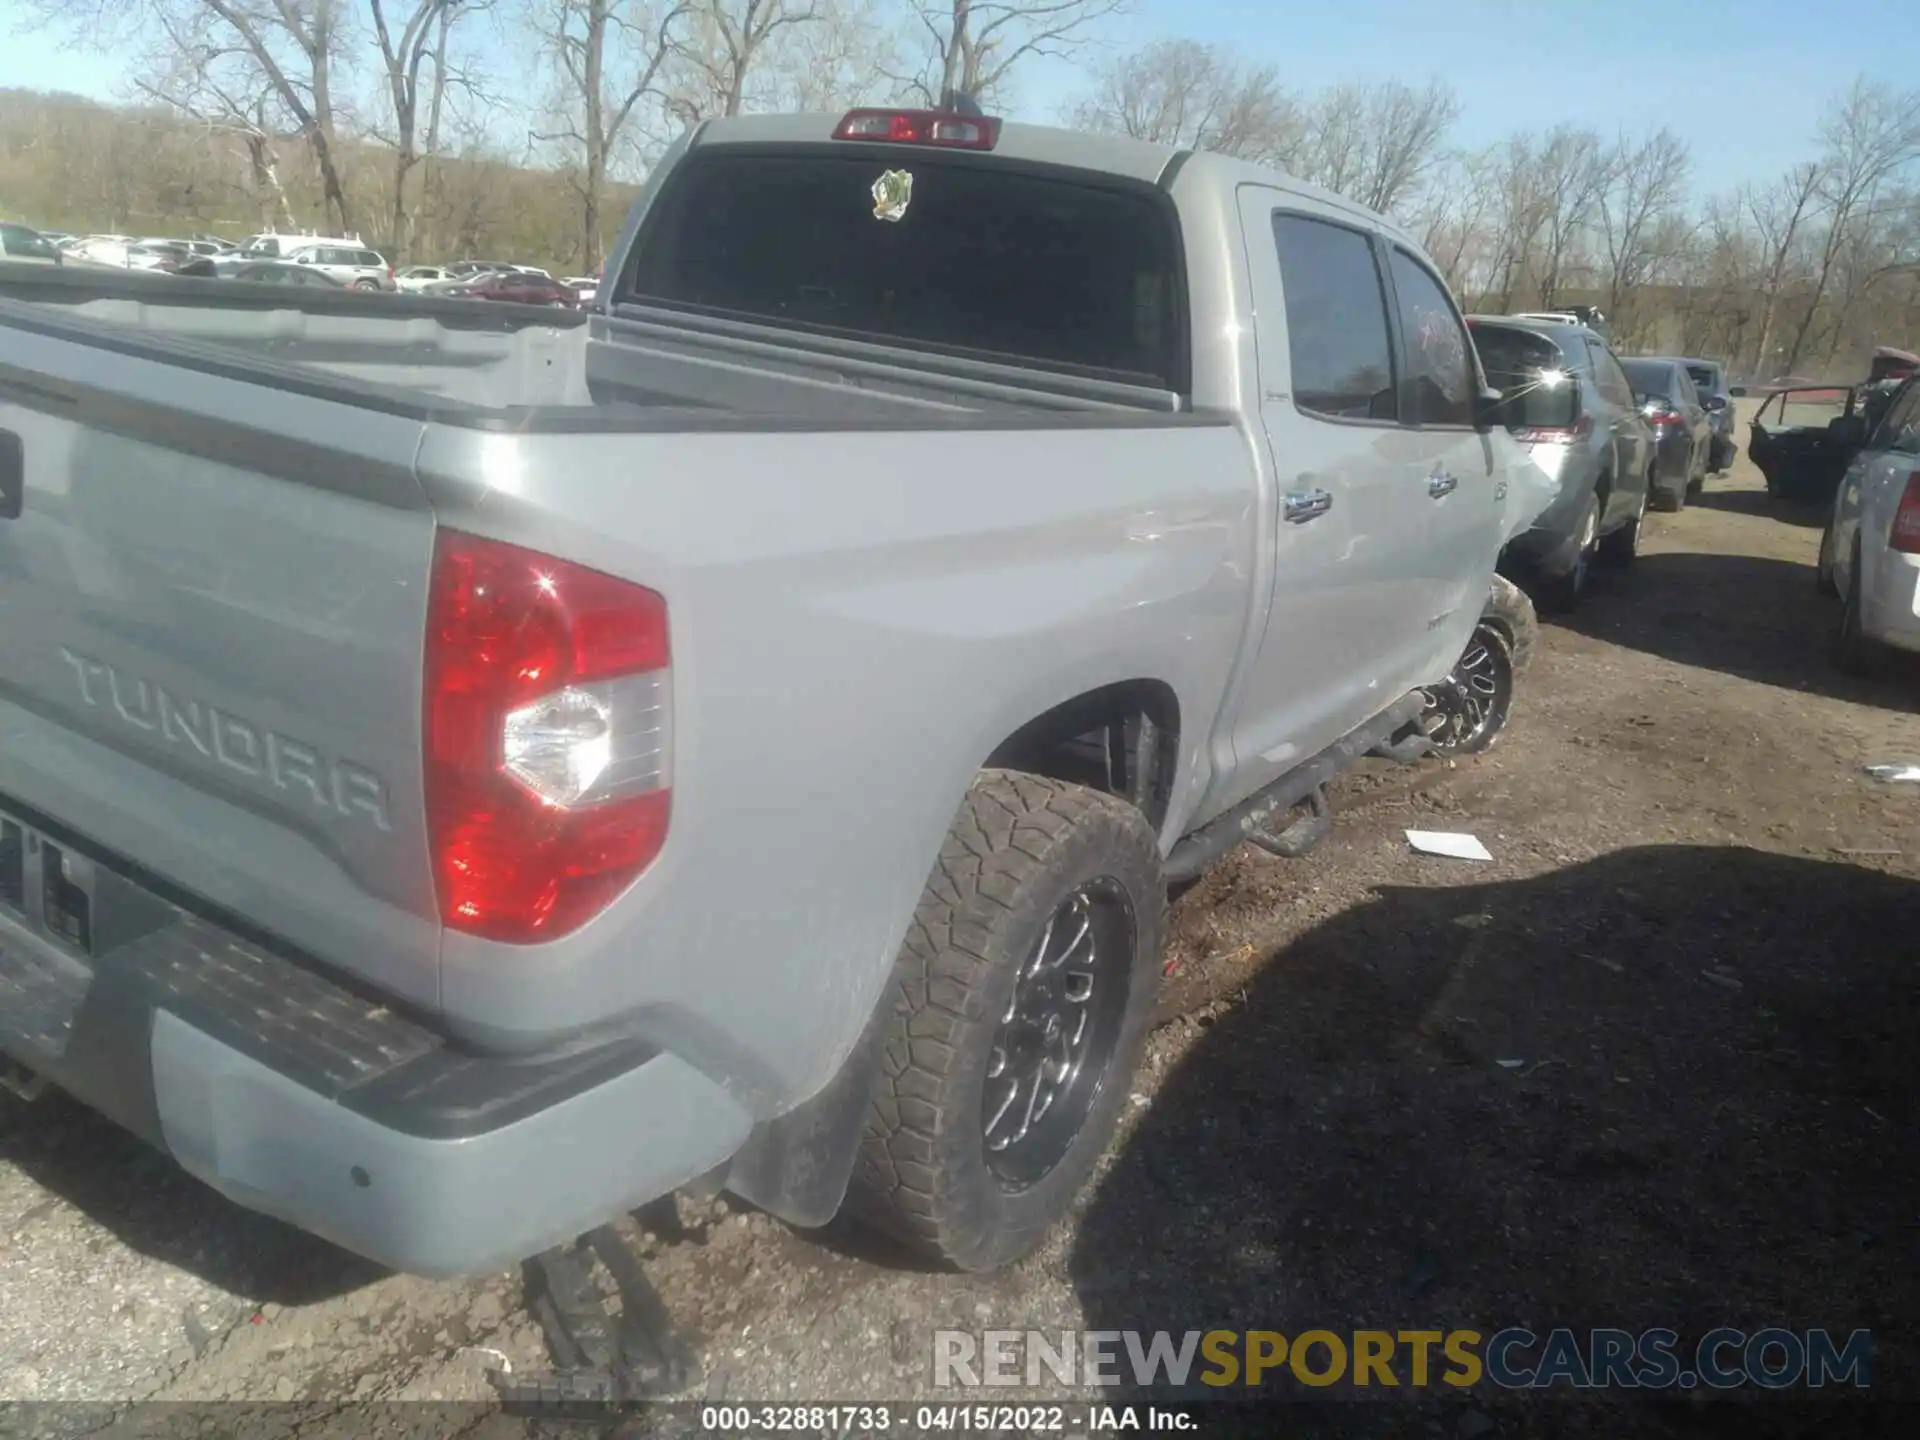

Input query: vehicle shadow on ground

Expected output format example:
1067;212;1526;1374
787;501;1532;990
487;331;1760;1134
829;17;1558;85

1555;551;1919;706
1688;488;1829;529
0;1094;383;1305
1068;845;1918;1437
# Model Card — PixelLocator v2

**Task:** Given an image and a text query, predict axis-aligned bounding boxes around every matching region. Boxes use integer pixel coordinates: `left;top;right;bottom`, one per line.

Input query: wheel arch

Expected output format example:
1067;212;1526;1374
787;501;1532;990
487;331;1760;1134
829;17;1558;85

721;677;1183;1230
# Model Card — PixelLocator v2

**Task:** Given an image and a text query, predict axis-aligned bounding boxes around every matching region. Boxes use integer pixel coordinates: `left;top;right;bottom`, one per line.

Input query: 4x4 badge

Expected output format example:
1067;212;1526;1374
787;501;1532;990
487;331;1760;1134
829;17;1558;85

871;169;913;223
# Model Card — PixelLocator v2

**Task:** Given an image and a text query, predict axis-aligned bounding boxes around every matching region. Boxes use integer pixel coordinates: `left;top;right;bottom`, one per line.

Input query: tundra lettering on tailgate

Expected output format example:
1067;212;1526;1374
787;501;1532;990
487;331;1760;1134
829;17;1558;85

59;647;393;832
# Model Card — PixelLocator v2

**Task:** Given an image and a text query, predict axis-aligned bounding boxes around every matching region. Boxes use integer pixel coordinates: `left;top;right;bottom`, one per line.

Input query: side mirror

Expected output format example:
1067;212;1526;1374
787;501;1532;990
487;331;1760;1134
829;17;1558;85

1704;394;1727;412
1728;385;1748;399
1473;385;1506;432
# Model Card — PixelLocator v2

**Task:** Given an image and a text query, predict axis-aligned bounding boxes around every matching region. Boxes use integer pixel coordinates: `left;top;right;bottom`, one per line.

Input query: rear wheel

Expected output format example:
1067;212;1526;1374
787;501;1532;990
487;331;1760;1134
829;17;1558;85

1597;478;1647;567
1419;576;1536;757
1540;490;1601;611
1833;541;1887;677
847;771;1164;1272
1815;509;1840;596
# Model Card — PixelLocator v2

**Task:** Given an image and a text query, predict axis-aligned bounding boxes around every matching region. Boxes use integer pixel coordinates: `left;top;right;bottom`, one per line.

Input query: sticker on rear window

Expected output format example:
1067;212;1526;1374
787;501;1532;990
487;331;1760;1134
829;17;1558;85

871;168;913;223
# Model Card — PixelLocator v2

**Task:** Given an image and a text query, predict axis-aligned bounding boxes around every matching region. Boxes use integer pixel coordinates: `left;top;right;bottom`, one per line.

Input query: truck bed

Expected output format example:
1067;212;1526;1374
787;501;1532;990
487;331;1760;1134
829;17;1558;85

0;267;1190;426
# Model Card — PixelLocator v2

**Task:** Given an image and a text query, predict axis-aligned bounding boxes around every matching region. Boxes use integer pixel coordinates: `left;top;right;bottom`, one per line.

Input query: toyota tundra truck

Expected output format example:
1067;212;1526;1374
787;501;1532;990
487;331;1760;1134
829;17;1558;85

0;105;1541;1282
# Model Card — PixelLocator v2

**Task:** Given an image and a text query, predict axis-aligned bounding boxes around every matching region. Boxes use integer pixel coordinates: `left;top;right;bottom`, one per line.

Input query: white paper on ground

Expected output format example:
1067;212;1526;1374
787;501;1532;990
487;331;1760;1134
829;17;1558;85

1406;829;1494;862
1864;762;1920;783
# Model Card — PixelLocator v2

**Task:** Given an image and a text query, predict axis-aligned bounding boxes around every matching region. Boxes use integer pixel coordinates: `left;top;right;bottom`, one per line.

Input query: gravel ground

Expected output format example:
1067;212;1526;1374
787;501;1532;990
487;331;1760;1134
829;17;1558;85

2;448;1915;1437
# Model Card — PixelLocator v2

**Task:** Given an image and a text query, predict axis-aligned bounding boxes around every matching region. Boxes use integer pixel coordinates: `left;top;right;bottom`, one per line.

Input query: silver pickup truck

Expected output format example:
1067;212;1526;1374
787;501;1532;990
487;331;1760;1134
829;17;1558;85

0;108;1538;1286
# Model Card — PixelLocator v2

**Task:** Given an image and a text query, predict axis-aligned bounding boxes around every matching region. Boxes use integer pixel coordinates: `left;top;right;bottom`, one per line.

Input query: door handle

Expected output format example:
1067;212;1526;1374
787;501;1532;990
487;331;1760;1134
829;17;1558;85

1428;471;1458;498
1283;488;1333;524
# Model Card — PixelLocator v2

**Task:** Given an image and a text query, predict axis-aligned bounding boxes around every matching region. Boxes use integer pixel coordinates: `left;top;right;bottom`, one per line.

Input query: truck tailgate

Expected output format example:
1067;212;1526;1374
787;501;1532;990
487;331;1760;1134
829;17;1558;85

0;325;442;1010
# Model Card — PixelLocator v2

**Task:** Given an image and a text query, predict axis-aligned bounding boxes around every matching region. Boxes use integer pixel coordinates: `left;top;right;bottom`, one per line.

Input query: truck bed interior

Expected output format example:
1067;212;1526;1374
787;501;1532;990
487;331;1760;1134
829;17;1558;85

0;268;1192;430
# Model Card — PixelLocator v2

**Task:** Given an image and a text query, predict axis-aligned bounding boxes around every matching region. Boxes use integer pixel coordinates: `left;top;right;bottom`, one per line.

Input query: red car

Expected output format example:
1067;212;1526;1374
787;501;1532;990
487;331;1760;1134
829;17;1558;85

443;270;579;308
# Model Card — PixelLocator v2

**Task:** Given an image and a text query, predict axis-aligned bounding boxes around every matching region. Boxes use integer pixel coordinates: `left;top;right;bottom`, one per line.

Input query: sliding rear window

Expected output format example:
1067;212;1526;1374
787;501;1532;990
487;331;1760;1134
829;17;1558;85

617;148;1187;391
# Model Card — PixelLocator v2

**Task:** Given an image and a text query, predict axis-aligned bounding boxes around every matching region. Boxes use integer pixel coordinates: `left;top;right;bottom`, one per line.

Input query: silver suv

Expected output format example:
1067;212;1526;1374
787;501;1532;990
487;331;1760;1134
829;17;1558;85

282;241;395;291
1468;315;1655;610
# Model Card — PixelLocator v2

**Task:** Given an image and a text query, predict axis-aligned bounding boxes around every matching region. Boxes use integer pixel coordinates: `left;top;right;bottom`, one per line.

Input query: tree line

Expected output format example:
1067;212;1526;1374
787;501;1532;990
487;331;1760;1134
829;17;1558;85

6;1;1919;379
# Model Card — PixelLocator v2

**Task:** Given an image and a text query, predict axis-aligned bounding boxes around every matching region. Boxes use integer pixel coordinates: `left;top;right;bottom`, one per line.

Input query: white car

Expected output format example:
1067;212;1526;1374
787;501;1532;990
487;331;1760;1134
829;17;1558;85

280;241;395;291
564;275;599;303
1818;375;1920;672
395;264;451;293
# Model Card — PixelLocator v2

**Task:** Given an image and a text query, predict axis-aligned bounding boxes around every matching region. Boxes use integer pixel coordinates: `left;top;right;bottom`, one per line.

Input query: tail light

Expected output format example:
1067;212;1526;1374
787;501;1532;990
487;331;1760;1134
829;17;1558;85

833;108;1000;149
1515;414;1593;444
424;531;672;943
1892;473;1920;554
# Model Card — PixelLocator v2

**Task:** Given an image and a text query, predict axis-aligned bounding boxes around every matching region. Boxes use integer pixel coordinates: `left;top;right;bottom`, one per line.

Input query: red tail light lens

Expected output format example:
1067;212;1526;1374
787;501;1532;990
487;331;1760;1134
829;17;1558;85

1892;473;1920;555
424;531;671;943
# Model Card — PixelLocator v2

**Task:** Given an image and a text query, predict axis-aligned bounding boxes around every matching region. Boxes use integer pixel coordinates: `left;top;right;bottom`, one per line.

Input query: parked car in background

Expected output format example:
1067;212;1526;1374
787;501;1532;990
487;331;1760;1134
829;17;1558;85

396;264;452;292
281;241;395;291
0;222;64;265
564;275;599;304
1674;356;1737;471
1513;305;1610;341
70;238;188;273
1620;357;1711;508
1815;374;1920;672
227;261;346;288
1748;384;1860;503
441;268;580;306
1468;313;1654;609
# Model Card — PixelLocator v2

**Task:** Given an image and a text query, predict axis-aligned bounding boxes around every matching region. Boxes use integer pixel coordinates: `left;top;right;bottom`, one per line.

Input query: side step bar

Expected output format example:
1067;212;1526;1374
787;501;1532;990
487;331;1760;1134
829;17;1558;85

1163;692;1427;883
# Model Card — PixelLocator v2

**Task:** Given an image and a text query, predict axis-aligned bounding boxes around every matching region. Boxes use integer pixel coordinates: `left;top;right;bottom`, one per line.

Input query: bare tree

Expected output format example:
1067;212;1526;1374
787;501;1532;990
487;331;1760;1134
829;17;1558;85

899;0;1124;109
25;0;359;232
368;0;486;259
1296;79;1458;215
535;0;689;272
1743;161;1826;377
664;0;819;123
760;0;898;110
1596;126;1691;317
1778;79;1920;374
1067;38;1298;164
1527;126;1610;306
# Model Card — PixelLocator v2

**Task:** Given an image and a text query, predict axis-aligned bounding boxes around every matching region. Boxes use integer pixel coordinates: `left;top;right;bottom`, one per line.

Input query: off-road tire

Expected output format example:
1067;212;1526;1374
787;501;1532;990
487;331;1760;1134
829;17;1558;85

846;770;1165;1272
1484;573;1537;681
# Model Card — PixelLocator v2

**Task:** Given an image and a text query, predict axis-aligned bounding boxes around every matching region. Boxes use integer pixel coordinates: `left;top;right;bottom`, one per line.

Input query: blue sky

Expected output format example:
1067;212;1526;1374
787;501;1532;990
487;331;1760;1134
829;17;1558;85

2;0;1908;196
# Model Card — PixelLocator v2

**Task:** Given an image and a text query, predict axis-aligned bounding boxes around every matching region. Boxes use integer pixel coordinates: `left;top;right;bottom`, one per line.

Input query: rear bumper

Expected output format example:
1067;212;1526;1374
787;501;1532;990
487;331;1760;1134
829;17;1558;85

1862;550;1920;654
0;797;753;1277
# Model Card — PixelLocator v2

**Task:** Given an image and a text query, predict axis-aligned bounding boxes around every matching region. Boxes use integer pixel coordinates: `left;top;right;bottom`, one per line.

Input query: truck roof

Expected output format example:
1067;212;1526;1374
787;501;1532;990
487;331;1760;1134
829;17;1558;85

684;111;1424;255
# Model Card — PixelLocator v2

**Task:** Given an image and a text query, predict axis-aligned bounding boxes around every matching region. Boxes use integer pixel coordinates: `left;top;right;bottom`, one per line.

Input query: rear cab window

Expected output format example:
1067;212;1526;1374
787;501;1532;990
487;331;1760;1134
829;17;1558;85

617;147;1187;392
1470;323;1577;428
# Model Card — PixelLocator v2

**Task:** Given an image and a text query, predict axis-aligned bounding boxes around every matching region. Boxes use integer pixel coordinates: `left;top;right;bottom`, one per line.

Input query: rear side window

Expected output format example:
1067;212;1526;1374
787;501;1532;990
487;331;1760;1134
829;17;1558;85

1620;358;1669;398
1586;339;1635;408
1471;324;1577;427
1269;213;1396;421
1685;364;1718;393
622;149;1186;389
1387;249;1475;426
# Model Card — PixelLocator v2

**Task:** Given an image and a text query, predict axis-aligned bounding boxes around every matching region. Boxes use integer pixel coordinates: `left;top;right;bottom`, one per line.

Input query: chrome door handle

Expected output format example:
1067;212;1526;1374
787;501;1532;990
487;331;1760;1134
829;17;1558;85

1283;488;1333;524
1428;471;1458;498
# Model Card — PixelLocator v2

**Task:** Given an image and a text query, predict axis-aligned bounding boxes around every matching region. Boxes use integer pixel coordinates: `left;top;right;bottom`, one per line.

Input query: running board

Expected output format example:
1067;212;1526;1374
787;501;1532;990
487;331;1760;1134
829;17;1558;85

1164;693;1426;883
1247;785;1331;859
